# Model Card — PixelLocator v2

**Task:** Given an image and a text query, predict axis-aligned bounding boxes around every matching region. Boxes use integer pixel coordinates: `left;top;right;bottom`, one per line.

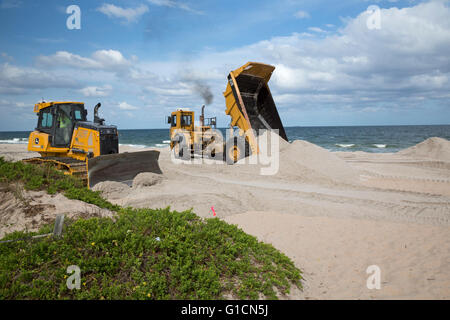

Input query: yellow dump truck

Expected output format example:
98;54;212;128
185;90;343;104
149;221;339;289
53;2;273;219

223;62;288;161
169;62;288;163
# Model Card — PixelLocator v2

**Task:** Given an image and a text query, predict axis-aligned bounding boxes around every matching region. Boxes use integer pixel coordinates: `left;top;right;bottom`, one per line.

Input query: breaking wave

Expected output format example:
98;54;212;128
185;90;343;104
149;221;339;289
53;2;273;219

0;138;28;144
119;144;148;149
336;144;355;148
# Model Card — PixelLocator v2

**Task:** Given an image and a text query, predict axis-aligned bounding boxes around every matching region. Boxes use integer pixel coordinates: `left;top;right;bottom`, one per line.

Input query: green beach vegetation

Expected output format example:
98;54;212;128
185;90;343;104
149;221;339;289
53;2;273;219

0;158;302;299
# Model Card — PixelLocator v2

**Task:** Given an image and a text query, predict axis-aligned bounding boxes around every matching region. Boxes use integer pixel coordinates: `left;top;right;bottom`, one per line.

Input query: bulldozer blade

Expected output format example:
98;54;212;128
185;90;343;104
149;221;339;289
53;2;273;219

87;150;162;189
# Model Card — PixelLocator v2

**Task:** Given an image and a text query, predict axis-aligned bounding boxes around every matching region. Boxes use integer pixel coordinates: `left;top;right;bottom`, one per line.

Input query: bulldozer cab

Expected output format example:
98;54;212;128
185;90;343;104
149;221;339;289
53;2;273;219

36;102;87;148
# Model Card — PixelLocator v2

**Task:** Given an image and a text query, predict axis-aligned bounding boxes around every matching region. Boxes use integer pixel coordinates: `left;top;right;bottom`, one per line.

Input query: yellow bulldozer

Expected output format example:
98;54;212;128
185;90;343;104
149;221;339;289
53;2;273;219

24;101;161;188
168;62;288;163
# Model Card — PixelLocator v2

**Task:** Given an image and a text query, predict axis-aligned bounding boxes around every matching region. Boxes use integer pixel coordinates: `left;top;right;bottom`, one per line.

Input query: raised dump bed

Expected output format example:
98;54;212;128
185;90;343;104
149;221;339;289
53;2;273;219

223;62;288;155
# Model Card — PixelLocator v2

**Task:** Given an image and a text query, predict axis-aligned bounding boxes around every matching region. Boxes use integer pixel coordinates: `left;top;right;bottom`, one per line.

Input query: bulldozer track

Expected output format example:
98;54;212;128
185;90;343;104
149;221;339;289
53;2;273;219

23;157;88;183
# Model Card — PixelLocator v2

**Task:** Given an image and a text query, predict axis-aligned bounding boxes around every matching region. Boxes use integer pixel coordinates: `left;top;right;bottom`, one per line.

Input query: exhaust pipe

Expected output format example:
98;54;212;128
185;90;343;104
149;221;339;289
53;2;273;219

94;103;105;125
200;105;205;127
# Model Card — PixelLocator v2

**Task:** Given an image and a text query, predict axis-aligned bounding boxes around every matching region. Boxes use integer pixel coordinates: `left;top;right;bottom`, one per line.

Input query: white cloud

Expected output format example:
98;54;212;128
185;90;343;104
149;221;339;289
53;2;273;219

307;27;326;33
0;63;80;93
79;85;112;97
118;102;139;110
97;4;149;23
147;0;203;15
36;50;132;71
92;50;132;69
145;86;192;96
0;99;30;109
294;10;310;19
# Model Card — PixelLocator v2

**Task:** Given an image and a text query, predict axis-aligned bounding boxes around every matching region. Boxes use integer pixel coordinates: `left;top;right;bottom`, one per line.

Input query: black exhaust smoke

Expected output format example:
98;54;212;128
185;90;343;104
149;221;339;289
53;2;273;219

192;80;213;105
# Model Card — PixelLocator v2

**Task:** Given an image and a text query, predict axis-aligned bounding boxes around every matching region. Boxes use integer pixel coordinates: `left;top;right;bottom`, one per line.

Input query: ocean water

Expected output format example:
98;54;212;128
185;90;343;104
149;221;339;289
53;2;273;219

0;125;449;153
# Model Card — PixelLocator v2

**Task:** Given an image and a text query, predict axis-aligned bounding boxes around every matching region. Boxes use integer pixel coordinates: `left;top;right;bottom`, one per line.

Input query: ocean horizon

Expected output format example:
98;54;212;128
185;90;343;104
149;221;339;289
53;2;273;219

1;124;449;153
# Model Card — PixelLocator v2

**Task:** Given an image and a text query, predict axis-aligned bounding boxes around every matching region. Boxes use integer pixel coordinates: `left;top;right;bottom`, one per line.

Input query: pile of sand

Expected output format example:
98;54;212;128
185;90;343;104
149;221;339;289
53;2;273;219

0;183;114;238
92;181;131;200
132;172;164;188
399;137;450;161
92;172;164;200
235;132;360;185
278;139;361;185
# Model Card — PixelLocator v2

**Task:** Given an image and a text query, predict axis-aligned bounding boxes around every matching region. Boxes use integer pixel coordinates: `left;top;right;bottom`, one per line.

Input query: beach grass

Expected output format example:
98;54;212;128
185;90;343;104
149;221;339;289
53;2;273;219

0;158;302;299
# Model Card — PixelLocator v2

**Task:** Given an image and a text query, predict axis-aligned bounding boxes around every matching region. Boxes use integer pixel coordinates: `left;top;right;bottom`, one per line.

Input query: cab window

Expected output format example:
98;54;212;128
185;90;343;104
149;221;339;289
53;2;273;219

71;104;86;121
74;110;83;121
53;105;74;146
181;115;192;126
38;108;53;129
171;115;177;127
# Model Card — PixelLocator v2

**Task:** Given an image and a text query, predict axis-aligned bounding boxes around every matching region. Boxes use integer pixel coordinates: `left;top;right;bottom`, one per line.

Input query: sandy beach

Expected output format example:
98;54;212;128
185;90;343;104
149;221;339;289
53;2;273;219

1;137;449;299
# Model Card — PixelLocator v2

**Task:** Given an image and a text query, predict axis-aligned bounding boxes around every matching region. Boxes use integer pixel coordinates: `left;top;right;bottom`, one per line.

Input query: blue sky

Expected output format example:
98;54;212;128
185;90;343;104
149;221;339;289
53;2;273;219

0;0;449;130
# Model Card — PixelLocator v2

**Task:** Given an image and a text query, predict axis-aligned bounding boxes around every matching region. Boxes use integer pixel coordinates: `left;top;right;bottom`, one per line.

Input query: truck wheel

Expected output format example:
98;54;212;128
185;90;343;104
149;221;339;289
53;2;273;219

225;137;248;164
